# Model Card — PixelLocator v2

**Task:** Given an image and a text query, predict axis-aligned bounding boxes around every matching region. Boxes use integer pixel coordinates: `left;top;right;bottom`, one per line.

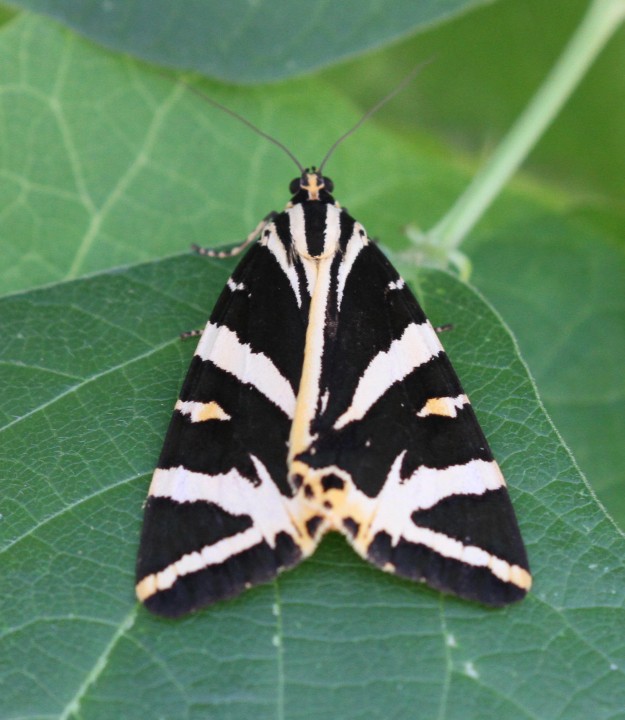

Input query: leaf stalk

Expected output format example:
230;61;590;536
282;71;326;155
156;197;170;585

418;0;625;257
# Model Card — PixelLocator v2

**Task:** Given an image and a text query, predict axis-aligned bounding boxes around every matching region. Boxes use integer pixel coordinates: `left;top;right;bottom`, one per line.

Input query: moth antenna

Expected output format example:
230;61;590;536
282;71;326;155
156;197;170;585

166;73;305;174
318;59;433;175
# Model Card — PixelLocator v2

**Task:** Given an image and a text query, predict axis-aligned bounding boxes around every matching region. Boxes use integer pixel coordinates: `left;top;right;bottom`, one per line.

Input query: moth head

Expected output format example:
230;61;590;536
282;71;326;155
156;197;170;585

289;168;335;203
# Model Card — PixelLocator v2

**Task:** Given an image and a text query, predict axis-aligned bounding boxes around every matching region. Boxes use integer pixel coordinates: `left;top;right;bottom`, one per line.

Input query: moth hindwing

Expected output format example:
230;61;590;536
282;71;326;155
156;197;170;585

135;169;531;617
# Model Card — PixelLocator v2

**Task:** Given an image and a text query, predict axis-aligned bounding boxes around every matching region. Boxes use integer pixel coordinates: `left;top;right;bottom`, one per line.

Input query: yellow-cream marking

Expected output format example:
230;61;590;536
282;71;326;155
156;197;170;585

175;400;231;423
300;250;318;298
288;256;334;466
416;394;469;419
301;172;322;201
365;453;507;532
290;461;355;530
334;321;443;430
150;463;294;538
249;457;319;556
322;204;341;258
293;456;505;526
196;322;296;418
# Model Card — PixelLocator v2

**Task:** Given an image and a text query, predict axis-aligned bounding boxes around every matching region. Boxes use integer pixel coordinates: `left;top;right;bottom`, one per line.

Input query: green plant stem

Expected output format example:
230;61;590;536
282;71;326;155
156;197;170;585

426;0;625;252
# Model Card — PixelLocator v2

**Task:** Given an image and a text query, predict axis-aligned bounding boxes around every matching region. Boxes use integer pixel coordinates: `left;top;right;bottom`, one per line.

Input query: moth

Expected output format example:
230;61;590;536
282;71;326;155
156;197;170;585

135;83;531;618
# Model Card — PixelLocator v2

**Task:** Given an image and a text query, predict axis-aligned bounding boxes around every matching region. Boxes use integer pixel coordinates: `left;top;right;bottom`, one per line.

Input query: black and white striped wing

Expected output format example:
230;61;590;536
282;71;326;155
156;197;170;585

293;234;531;606
136;242;318;617
136;174;530;615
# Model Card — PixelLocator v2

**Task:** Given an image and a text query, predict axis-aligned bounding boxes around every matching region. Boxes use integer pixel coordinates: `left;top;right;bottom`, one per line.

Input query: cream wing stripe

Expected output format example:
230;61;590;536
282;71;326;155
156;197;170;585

136;527;263;600
196;322;296;418
288;257;334;463
263;228;302;306
400;525;532;589
334;321;442;430
365;454;507;528
348;454;527;589
323;203;341;256
288;202;306;250
149;464;295;538
336;228;366;309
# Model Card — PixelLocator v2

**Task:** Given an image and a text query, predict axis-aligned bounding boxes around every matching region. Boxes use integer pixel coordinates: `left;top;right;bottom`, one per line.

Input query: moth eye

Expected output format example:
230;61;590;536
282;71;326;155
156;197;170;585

323;176;334;193
289;177;300;194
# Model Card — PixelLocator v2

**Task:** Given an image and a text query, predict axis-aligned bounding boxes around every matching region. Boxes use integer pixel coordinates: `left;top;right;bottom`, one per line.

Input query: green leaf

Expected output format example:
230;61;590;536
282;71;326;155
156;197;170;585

468;201;625;530
3;0;494;83
2;255;624;720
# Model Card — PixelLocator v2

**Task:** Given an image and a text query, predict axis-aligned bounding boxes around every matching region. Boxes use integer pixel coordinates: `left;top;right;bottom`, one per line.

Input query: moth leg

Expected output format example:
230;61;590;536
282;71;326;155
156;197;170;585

179;329;203;340
192;212;278;258
434;323;453;334
183;213;277;339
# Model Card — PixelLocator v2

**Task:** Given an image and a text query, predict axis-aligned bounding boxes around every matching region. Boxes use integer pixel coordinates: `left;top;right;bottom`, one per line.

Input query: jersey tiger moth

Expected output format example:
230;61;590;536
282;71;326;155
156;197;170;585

135;86;531;617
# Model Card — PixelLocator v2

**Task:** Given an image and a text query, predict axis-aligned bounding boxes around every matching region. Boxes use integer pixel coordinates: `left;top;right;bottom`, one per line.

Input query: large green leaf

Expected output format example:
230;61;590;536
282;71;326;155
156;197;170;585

2;0;495;82
2;254;624;720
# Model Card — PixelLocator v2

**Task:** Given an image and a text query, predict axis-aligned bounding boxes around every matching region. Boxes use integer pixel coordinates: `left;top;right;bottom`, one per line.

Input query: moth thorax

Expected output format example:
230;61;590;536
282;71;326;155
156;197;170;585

291;202;342;260
301;172;323;200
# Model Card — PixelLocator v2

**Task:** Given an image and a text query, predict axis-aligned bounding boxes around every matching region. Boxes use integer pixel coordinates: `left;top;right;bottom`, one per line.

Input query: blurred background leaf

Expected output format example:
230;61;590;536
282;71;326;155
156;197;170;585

2;0;496;82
